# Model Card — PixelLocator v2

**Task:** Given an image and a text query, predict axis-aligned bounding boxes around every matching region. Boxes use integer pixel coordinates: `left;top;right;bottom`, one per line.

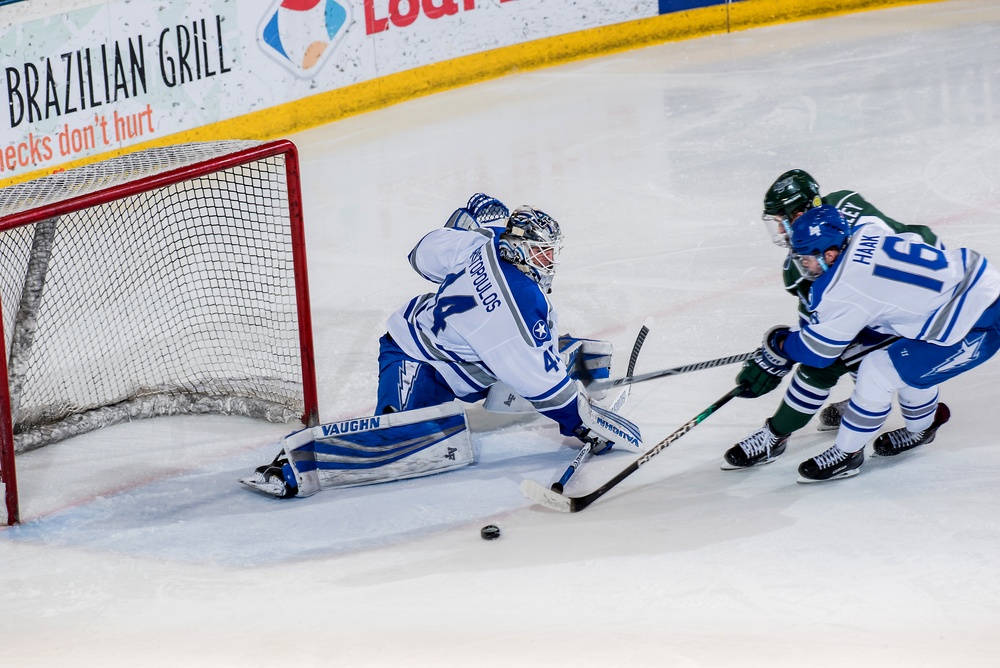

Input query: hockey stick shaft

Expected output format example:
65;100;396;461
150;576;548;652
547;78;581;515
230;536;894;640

551;441;592;494
551;318;651;493
586;350;756;392
522;386;742;512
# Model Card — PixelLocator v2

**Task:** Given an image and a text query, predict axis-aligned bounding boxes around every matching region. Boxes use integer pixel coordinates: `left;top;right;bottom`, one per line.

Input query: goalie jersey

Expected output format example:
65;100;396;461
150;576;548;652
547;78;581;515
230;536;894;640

385;226;583;434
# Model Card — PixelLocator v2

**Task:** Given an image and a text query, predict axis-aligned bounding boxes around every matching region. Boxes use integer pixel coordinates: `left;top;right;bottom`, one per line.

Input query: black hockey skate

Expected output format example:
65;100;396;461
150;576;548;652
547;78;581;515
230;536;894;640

240;457;299;498
872;403;950;457
797;444;864;483
817;399;848;432
722;420;789;470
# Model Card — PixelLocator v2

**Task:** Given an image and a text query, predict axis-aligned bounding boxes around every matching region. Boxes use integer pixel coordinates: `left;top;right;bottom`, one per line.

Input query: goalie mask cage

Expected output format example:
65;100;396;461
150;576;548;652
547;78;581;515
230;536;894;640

0;139;319;525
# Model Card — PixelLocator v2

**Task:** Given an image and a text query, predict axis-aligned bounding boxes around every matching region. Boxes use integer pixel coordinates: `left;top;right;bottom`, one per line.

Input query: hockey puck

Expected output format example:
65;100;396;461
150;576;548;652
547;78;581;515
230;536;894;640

480;525;501;540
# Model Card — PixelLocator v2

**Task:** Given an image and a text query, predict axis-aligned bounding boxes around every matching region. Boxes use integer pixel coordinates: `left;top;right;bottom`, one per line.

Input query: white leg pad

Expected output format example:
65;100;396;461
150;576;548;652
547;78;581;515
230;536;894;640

281;402;473;495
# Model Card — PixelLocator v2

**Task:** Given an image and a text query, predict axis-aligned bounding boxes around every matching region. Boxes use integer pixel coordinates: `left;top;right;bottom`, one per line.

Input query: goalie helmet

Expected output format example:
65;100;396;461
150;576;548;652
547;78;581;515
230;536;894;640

789;204;851;278
762;169;822;247
498;206;564;293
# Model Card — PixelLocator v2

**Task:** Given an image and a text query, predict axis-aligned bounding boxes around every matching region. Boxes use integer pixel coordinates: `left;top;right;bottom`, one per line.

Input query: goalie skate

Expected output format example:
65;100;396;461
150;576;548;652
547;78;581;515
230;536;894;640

240;459;298;498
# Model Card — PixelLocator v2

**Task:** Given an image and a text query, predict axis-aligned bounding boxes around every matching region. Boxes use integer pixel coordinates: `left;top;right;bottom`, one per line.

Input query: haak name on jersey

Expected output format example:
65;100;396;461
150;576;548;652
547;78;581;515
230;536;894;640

851;234;880;265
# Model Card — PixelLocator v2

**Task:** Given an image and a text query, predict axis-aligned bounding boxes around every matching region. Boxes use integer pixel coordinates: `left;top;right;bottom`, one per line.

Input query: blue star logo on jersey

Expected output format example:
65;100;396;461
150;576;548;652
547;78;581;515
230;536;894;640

923;333;985;377
532;320;549;341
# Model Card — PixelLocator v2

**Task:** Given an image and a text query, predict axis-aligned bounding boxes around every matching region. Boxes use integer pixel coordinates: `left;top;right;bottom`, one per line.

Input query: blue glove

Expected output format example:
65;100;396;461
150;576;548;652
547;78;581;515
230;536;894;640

737;326;793;398
466;193;509;225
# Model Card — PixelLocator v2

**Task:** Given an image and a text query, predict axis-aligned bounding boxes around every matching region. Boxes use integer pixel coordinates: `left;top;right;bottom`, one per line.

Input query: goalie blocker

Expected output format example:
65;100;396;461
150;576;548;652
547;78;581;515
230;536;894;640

241;402;473;498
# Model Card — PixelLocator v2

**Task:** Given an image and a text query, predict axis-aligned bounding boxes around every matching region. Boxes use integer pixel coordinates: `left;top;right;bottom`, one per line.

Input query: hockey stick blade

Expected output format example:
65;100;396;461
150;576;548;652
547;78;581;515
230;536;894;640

551;318;652;492
626;317;652;377
521;479;573;512
523;386;743;513
587;350;756;392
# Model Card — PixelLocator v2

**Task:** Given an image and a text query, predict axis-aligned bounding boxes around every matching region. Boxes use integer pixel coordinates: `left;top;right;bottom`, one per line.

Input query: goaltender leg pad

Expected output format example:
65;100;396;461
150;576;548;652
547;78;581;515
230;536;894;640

281;402;473;494
577;392;643;452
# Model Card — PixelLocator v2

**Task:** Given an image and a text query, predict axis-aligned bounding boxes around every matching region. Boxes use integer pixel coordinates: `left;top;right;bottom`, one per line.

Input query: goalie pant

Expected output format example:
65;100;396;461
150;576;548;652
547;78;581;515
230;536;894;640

273;402;474;497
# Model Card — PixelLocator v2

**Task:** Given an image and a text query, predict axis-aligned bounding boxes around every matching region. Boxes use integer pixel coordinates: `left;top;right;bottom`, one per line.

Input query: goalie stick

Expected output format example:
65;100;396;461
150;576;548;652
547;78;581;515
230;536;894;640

586;350;756;392
521;385;742;513
550;318;651;493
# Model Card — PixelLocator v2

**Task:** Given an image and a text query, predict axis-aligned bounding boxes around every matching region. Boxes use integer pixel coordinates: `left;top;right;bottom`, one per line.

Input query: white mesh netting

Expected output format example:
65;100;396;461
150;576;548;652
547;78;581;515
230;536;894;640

0;141;309;452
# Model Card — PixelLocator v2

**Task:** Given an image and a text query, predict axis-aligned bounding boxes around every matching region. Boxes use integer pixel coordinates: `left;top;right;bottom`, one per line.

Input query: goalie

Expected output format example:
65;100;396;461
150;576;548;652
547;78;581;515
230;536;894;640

242;194;641;498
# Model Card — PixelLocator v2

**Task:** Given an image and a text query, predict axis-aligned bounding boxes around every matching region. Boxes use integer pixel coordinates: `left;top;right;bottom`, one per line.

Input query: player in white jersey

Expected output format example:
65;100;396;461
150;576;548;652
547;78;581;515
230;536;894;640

725;169;938;471
748;205;1000;482
377;194;629;455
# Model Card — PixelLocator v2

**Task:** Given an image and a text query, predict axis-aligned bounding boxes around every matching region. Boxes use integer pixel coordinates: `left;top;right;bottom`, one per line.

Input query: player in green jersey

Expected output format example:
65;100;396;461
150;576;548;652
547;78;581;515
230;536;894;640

723;169;939;470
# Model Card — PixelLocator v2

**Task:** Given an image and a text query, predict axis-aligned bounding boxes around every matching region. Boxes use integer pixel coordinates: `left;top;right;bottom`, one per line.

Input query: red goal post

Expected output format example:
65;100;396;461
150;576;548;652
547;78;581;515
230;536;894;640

0;139;319;525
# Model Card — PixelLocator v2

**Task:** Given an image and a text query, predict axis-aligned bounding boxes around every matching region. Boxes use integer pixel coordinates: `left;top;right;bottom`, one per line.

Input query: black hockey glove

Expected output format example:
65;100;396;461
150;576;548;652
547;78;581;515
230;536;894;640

737;325;793;398
573;425;614;456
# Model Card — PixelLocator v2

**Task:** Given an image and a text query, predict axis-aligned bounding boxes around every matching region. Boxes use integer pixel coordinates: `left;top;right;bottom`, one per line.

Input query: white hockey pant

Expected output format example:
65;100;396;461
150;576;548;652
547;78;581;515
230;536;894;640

836;349;939;454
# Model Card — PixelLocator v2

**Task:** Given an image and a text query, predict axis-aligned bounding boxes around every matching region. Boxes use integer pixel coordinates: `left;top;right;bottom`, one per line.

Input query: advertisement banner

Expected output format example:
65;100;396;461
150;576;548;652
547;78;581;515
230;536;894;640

1;0;660;180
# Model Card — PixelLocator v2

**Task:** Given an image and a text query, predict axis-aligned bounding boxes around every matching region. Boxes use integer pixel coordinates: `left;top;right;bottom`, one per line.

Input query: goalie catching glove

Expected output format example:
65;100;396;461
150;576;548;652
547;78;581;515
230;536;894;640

445;193;511;230
736;325;794;398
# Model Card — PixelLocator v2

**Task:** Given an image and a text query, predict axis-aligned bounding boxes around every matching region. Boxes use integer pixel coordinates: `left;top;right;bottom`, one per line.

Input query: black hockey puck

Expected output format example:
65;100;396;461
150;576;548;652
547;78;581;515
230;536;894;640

480;525;501;540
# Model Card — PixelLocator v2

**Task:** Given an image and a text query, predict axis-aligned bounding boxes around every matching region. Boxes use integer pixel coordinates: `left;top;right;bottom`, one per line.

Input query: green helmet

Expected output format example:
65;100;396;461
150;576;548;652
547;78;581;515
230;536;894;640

763;169;822;218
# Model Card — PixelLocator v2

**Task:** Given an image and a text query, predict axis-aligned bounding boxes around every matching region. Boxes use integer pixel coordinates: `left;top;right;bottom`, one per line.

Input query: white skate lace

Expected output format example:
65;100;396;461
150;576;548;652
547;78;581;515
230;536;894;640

741;427;779;456
813;446;848;469
886;428;925;449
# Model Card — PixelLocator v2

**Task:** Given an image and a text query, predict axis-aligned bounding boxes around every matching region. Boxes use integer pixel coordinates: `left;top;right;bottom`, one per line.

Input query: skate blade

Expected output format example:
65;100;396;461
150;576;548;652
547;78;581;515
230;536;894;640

239;476;288;498
796;468;861;484
720;457;780;471
815;422;840;432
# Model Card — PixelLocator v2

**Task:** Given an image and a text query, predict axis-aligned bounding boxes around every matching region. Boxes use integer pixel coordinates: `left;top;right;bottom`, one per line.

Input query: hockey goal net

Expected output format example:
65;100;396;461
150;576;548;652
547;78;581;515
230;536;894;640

0;139;318;524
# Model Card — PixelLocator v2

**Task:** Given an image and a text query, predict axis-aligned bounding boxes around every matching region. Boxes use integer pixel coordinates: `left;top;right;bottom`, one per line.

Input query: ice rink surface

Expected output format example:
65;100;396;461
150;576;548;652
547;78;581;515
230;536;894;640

4;1;1000;665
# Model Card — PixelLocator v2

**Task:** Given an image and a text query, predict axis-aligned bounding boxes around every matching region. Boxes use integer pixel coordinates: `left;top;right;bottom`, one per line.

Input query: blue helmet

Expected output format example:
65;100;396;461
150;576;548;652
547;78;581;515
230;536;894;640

789;205;850;277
